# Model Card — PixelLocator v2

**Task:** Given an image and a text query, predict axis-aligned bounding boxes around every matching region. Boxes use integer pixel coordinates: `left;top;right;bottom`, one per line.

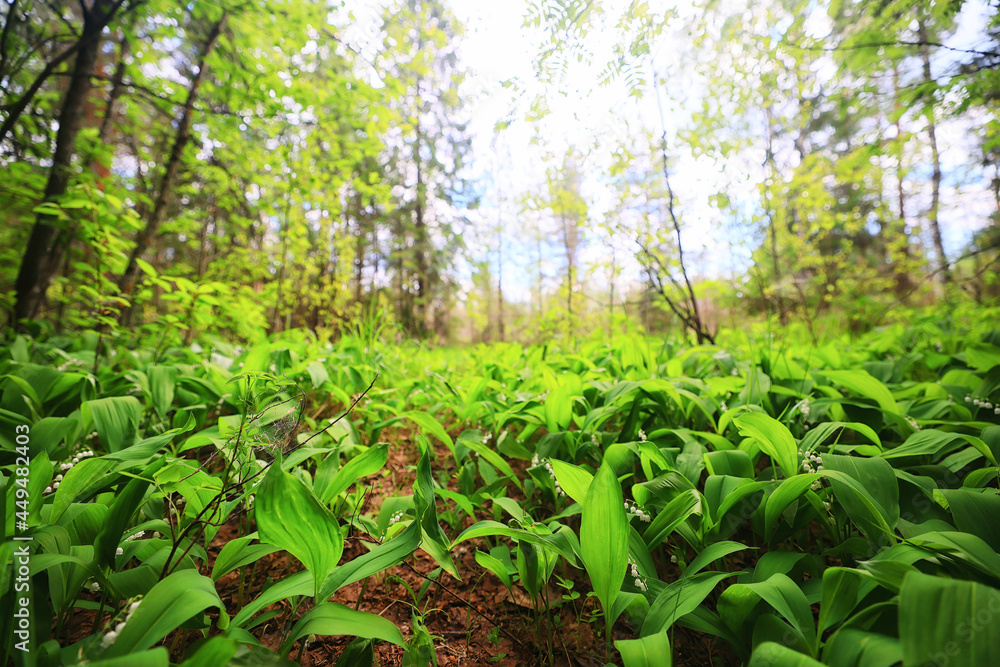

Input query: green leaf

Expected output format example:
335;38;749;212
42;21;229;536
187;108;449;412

457;429;519;487
643;489;701;549
475;549;514;592
211;536;278;582
147;365;177;422
616;632;673;667
279;603;404;656
84;396;142;452
733;412;799;478
883;429;996;465
549;458;594;505
318;519;421;601
581;461;629;631
105;570;225;657
94;457;166;569
451;521;580;566
231;572;312;628
257;465;343;598
939;488;1000;552
900;572;1000;667
748;642;824;666
413;445;459;578
765;474;822;536
817;567;863;634
315;443;389;505
544;385;574;431
86;649;170;666
819;370;899;414
402;411;455;457
642;571;736;636
823;454;899;542
822;629;901;667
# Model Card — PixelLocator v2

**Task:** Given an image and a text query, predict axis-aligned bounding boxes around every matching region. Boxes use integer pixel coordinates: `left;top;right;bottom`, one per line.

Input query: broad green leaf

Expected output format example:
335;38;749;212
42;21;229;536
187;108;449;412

581;462;629;631
544;385;574;431
733;412;799;478
642;571;736;636
402;411;454;457
643;489;701;549
765;473;822;536
87;649;170;667
939;488;1000;552
616;632;673;667
748;642;824;666
106;570;225;657
147;365;177;421
822;628;901;667
549;458;594;505
900;572;1000;667
211;535;278;582
231;572;312;628
823;454;899;542
84;396;142;452
818;370;899;414
315;443;389;505
684;541;750;578
883;429;996;465
451;521;580;566
257;465;343;597
318;518;421;601
817;567;863;634
456;429;519;488
94;457;166;569
413;445;459;578
279;603;404;656
475;550;513;591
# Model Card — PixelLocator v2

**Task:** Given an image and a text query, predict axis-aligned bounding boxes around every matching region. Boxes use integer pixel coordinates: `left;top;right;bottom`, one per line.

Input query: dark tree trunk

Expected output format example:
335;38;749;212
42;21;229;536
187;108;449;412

918;21;949;285
10;2;116;326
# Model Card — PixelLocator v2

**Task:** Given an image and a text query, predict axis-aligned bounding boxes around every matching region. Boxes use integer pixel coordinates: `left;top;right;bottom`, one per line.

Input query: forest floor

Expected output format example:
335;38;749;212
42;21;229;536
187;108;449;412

65;422;737;666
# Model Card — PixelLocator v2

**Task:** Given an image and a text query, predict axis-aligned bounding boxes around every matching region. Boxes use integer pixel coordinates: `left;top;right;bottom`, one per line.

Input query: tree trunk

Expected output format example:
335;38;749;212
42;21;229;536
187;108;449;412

117;15;225;314
10;3;112;326
918;21;949;285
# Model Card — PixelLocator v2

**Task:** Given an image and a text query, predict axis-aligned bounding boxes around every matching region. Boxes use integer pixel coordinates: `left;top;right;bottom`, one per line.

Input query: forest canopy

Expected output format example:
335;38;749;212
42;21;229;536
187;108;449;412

1;0;999;342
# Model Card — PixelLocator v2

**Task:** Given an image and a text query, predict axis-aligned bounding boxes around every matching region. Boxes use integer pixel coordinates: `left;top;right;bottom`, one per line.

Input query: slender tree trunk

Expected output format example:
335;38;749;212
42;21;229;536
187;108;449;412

918;21;949;285
497;217;505;342
890;65;913;297
10;3;112;326
117;15;225;313
763;106;788;325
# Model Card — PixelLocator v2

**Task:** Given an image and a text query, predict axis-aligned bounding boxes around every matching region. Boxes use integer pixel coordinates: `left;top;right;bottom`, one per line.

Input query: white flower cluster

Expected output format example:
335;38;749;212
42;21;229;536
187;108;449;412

382;510;406;539
124;530;151;543
482;432;493;445
637;429;647;443
966;396;999;414
731;368;739;376
934;341;943;352
800;451;823;475
101;597;142;649
792;399;811;419
46;449;95;494
591;433;600;446
625;500;651;523
628;557;648;593
905;416;920;431
530;456;565;497
720;402;728;413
